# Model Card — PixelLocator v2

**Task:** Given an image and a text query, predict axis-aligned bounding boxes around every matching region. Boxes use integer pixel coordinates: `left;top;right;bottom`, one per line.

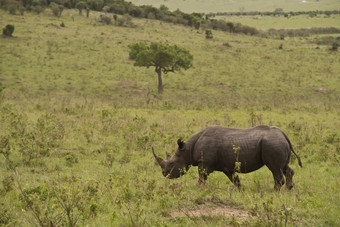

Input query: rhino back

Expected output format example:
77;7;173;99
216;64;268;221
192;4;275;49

191;125;269;173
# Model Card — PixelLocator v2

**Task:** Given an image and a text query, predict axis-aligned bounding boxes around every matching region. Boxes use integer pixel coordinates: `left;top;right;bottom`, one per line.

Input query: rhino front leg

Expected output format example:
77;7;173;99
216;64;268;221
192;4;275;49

198;163;211;186
223;170;241;188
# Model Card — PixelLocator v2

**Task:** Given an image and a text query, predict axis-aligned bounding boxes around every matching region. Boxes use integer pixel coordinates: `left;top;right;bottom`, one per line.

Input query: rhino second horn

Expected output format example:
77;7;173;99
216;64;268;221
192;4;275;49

165;151;171;160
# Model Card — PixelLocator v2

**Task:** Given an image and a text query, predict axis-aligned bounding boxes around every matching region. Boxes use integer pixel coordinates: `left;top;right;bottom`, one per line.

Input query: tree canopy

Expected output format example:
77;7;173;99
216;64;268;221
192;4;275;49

128;42;193;93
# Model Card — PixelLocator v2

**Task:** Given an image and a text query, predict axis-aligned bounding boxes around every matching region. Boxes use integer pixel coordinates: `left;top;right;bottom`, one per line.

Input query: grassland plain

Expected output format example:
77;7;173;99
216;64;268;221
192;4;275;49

0;8;339;226
128;0;340;13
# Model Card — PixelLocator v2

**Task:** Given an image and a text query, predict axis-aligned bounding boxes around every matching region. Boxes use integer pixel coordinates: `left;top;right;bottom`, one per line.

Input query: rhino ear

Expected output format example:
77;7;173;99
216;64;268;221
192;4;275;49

177;139;185;150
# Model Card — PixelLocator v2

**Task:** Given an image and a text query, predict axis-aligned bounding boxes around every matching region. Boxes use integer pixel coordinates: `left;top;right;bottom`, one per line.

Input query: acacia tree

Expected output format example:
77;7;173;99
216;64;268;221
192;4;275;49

76;1;86;15
128;42;193;94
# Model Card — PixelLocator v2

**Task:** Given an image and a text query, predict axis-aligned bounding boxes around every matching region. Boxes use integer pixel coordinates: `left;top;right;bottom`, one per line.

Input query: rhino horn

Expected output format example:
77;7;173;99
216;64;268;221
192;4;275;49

165;151;171;160
152;148;166;168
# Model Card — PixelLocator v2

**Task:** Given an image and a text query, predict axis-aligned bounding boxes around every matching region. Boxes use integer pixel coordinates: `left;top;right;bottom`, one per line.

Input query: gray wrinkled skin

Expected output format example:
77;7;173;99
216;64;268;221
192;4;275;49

153;125;302;191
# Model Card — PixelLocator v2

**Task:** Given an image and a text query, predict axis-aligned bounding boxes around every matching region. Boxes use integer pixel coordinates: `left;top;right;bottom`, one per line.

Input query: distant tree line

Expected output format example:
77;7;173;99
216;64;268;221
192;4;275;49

0;0;260;35
267;27;340;38
206;9;340;18
2;0;339;38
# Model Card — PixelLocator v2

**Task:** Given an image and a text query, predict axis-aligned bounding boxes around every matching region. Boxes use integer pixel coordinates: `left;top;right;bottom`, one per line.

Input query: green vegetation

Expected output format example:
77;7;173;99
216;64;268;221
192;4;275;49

129;42;193;94
331;42;339;51
205;29;213;39
0;6;339;226
2;24;14;37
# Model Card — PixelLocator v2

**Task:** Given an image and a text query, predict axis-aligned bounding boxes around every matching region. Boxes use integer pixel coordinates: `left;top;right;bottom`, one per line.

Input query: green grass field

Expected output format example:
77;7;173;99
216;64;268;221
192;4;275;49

128;0;340;13
0;7;339;226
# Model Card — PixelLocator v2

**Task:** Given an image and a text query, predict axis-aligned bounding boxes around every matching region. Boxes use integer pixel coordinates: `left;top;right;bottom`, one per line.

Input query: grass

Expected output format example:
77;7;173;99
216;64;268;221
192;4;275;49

128;0;340;13
0;8;339;226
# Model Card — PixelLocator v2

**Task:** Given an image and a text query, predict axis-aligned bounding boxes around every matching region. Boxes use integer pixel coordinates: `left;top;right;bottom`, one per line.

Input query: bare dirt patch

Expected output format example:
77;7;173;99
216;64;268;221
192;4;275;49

170;205;252;220
46;23;61;29
0;35;25;40
117;80;133;89
117;80;145;94
313;87;328;93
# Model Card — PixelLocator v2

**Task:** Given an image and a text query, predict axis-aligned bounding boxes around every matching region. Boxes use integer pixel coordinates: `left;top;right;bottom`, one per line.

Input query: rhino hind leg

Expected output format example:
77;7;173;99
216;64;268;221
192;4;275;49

263;161;285;190
223;170;241;188
283;165;295;190
272;169;285;191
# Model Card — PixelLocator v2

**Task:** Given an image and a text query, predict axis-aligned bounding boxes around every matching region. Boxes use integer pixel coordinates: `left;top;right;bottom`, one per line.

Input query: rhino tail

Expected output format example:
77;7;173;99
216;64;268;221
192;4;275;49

281;129;303;168
292;147;302;168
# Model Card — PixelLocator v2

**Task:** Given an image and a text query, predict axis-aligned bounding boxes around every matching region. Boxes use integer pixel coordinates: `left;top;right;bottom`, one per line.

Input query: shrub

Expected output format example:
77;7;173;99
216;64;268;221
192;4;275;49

205;29;213;39
2;174;14;193
223;42;231;47
2;24;14;37
226;22;235;32
16;113;65;165
330;42;339;51
16;175;99;227
99;14;112;24
65;152;78;167
117;14;135;27
33;5;44;14
235;23;259;35
0;203;15;226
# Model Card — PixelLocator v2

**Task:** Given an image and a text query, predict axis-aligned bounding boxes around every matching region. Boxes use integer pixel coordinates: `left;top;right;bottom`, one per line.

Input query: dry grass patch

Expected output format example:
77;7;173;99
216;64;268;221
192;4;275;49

170;205;252;220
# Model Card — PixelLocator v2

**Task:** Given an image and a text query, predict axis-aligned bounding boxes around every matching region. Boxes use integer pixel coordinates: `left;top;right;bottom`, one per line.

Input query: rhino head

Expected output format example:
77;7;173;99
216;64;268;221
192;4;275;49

152;139;188;179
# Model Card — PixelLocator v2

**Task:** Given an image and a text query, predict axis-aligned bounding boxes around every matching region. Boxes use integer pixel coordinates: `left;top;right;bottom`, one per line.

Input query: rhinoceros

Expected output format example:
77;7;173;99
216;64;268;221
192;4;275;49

152;125;302;190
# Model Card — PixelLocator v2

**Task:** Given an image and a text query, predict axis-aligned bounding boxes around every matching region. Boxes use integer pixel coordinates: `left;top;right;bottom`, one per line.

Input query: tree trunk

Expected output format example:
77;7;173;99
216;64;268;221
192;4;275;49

156;67;164;94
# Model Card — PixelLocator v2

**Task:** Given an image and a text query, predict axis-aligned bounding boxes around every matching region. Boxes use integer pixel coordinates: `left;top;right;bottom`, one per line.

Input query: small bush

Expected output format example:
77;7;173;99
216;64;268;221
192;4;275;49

330;42;338;51
2;24;15;37
2;175;14;192
113;14;118;23
100;14;112;25
65;152;78;167
34;5;44;14
117;14;135;27
0;203;15;226
205;29;213;39
223;42;231;47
